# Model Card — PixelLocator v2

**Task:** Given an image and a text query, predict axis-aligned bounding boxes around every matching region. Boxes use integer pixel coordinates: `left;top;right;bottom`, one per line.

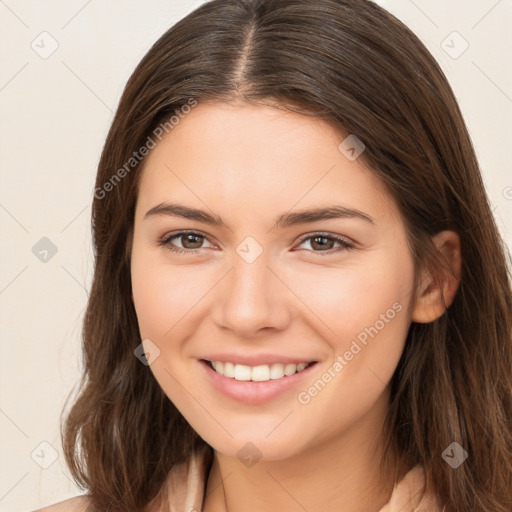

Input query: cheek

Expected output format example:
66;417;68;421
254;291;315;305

288;245;414;408
289;282;412;448
130;248;208;414
282;247;414;347
130;246;210;340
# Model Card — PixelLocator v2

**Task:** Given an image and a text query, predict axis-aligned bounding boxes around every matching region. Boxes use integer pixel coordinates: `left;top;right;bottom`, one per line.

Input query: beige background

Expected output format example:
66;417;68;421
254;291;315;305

0;0;511;510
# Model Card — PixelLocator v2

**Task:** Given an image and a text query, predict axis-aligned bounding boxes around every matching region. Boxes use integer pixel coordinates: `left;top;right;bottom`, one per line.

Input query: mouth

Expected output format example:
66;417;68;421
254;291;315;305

202;359;317;382
199;358;319;405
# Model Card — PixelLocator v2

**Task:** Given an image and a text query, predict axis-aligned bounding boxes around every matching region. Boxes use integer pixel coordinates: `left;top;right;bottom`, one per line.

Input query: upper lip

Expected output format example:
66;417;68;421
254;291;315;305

200;353;318;366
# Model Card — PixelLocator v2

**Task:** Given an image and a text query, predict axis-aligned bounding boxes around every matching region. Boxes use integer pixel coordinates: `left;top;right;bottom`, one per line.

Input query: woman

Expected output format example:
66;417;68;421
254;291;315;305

36;0;512;511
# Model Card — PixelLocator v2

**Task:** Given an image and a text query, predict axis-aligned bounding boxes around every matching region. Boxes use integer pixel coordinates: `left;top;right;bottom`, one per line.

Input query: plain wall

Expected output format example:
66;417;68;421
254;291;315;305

0;1;510;510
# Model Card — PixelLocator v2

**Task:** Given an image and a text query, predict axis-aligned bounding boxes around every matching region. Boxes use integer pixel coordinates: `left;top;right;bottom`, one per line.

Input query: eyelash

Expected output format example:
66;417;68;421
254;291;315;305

156;230;355;256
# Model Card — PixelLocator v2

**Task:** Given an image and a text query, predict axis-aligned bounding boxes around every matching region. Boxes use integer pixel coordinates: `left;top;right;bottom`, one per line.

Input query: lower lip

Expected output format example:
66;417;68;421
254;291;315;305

199;360;318;405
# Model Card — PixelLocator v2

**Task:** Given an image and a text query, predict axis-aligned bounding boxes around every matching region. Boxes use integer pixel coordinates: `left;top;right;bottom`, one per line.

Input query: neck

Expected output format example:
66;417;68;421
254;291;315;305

203;391;402;512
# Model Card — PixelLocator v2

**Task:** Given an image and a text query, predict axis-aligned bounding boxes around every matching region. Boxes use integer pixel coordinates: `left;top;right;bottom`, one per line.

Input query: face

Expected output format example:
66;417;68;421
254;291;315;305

130;101;416;461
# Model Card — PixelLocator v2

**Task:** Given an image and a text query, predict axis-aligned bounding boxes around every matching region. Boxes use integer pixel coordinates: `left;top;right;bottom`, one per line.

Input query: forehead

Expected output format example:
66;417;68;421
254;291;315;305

135;101;398;225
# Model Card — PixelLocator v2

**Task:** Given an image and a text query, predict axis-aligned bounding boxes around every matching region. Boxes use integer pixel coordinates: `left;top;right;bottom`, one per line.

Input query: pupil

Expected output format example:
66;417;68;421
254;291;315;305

183;234;202;249
312;236;331;250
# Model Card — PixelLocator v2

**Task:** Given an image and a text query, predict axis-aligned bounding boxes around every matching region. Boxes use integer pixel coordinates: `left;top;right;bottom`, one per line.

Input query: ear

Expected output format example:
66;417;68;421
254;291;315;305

411;230;461;323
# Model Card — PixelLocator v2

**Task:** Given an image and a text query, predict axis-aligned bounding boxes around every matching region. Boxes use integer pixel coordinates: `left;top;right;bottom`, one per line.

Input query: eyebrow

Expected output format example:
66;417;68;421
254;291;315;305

143;202;375;230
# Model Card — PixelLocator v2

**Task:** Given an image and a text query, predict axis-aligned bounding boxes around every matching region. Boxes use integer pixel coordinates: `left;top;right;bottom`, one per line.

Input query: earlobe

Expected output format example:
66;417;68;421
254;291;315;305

411;230;461;324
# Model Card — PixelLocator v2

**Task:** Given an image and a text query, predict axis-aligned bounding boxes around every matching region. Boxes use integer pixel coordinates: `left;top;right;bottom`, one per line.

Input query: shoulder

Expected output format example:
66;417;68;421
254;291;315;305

32;495;92;512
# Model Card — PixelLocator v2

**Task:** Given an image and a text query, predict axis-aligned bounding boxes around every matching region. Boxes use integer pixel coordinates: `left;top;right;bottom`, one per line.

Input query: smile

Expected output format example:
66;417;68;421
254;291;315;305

207;360;316;381
199;357;320;404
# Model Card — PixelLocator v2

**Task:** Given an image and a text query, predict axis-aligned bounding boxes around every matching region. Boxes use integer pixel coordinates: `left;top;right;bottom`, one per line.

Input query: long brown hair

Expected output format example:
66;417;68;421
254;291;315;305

61;1;512;510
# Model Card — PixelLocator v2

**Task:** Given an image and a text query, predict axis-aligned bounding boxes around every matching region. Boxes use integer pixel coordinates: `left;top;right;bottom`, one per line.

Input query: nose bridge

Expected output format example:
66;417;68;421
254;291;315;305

215;246;288;335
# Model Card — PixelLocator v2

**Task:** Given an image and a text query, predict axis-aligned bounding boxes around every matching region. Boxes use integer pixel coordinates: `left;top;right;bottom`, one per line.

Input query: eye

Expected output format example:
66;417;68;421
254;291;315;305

156;230;215;255
294;233;355;255
156;231;355;256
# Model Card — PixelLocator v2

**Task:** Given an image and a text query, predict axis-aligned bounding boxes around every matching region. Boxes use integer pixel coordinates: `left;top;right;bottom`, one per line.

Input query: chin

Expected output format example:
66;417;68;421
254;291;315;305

194;420;312;463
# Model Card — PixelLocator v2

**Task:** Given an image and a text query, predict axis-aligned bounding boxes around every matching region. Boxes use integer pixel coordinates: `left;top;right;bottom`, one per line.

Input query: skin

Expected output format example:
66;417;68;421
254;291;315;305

129;101;461;512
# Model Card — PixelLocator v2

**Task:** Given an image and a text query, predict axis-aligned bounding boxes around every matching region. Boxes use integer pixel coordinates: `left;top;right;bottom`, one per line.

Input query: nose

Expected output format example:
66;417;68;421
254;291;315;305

213;251;292;339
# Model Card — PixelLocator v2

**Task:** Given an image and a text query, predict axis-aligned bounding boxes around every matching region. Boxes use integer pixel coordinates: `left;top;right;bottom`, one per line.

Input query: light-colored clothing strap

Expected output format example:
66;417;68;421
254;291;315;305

378;465;442;512
165;446;212;512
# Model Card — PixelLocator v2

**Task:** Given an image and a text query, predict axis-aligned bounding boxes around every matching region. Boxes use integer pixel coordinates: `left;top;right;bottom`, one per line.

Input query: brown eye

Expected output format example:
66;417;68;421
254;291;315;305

157;231;214;254
179;233;204;249
296;233;355;255
310;236;335;251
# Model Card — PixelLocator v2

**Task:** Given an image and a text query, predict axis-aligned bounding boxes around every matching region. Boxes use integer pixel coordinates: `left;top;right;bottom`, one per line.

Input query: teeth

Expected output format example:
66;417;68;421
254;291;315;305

269;363;285;379
209;361;312;381
284;363;297;376
223;362;235;378
252;365;270;382
234;364;251;381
